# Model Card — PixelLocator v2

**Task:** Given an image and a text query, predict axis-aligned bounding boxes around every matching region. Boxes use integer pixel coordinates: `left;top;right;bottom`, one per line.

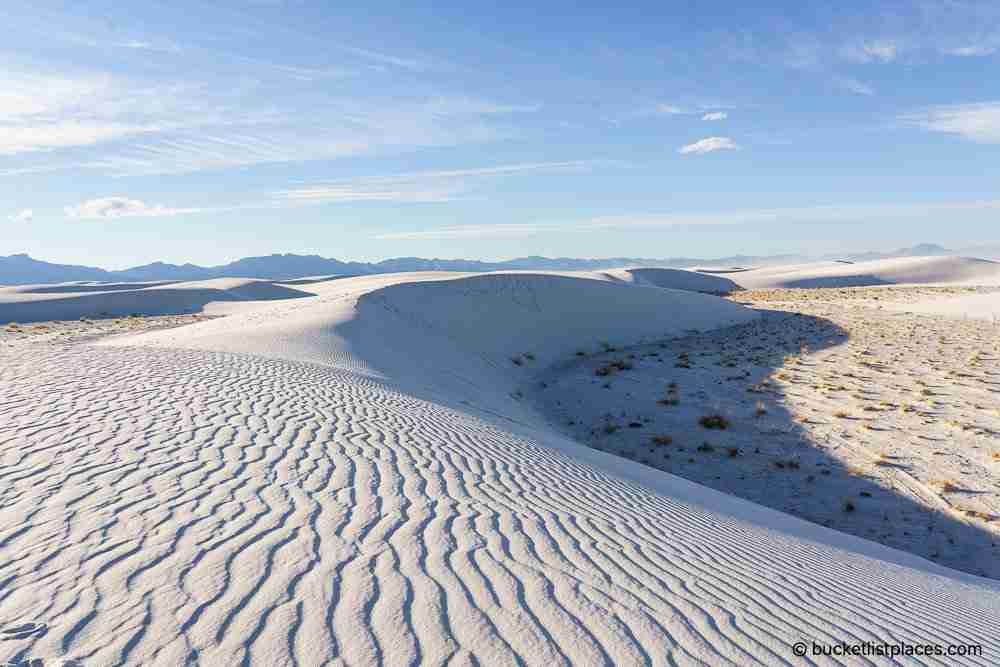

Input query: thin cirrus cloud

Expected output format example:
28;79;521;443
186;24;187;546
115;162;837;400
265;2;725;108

656;104;685;115
0;64;538;176
943;45;997;57
901;102;1000;144
59;162;604;223
0;72;235;156
833;76;875;96
840;39;899;64
64;197;208;219
678;136;739;155
277;161;609;204
375;199;1000;240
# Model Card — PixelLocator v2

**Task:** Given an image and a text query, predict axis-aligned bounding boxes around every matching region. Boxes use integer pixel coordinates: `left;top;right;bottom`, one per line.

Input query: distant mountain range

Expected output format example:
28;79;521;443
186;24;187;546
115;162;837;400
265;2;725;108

1;243;996;285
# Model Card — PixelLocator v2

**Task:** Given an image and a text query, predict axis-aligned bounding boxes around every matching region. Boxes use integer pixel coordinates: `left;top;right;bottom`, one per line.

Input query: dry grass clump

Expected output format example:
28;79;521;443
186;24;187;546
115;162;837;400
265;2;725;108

698;414;730;430
595;358;634;377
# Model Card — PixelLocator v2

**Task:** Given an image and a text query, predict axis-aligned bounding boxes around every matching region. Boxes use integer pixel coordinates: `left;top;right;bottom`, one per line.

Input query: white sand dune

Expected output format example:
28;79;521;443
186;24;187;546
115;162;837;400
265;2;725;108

0;277;317;323
0;267;736;326
732;256;1000;289
3;271;1000;665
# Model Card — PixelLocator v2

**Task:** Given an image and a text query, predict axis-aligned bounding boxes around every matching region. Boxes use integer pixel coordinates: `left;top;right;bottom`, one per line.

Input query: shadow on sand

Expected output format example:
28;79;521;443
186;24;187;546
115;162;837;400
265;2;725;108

529;307;1000;580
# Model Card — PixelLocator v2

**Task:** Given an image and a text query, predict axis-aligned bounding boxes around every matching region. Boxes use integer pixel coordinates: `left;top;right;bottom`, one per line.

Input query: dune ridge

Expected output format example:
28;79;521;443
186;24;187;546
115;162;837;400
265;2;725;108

2;271;999;665
730;255;1000;289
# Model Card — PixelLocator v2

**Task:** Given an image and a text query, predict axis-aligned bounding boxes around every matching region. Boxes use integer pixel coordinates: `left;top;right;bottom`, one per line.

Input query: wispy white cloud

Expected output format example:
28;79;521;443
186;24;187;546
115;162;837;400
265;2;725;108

9;209;33;223
377;223;554;240
89;106;521;177
614;103;736;124
656;104;685;115
0;122;162;155
840;39;899;64
337;45;435;72
280;187;457;204
375;199;1000;240
678;136;739;155
713;2;1000;72
943;45;997;57
0;71;238;156
0;52;538;175
278;161;607;204
64;197;208;219
0;66;537;175
833;76;875;96
901;102;1000;143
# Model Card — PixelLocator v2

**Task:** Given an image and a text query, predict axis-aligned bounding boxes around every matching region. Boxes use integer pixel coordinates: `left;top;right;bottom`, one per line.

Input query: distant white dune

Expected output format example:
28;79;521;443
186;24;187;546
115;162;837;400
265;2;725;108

589;267;740;293
3;270;1000;664
731;255;1000;289
0;277;316;323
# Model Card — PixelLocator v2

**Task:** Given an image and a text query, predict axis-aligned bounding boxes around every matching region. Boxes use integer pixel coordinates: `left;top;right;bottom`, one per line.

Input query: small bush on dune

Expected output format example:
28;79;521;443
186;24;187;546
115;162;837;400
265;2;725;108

698;414;730;430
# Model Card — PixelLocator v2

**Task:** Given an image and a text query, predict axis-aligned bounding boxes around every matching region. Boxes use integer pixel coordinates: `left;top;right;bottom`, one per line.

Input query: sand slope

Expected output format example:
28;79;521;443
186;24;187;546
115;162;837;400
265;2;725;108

2;271;999;665
732;256;1000;289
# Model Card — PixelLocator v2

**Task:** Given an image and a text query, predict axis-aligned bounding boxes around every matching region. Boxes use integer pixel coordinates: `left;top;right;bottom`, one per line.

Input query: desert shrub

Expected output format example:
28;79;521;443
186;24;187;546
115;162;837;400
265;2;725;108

698;414;730;430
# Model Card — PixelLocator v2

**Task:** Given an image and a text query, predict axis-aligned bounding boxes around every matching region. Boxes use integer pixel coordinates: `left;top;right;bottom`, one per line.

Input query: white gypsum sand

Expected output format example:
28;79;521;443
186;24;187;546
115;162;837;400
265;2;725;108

1;270;998;666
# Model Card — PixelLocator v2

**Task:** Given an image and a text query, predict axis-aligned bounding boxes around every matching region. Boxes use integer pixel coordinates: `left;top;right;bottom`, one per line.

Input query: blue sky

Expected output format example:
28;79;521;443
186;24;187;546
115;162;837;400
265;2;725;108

2;0;999;267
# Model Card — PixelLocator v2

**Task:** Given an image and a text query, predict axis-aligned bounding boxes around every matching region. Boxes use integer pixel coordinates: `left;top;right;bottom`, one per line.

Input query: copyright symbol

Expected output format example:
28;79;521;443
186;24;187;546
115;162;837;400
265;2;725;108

793;641;808;657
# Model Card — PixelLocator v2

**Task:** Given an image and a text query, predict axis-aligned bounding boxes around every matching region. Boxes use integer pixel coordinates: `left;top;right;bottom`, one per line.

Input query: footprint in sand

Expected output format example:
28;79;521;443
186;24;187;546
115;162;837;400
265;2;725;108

0;622;48;641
